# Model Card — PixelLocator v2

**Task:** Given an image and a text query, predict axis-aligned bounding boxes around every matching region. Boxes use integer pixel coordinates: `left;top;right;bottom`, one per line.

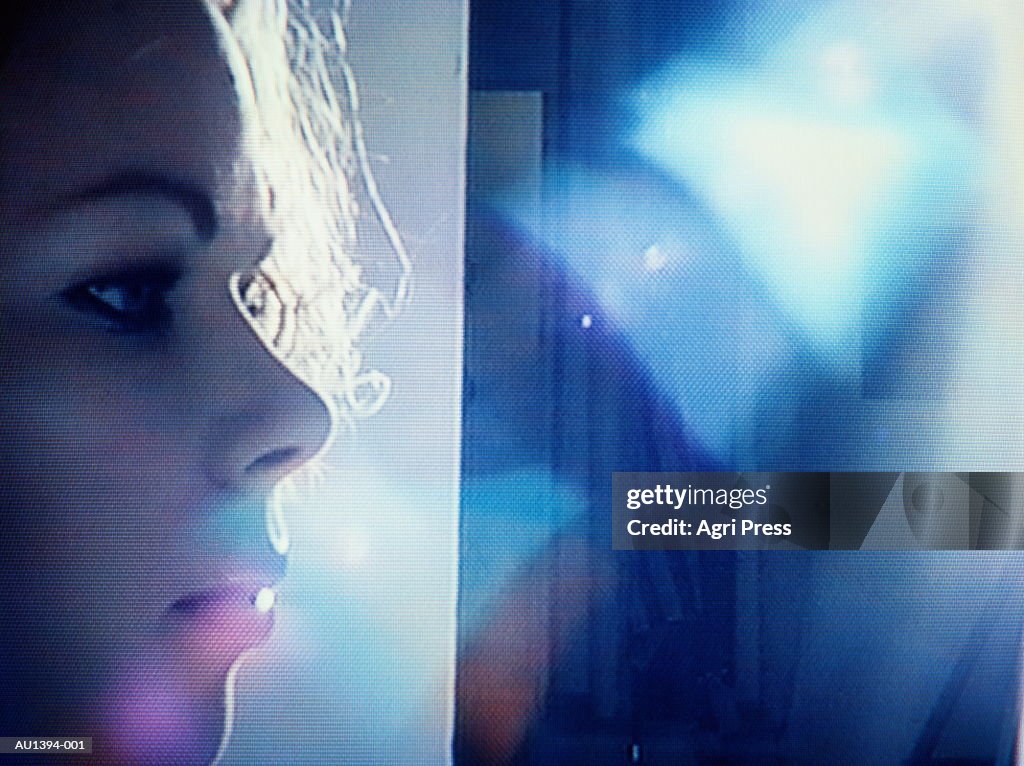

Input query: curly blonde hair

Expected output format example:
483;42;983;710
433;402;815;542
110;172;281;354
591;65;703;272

226;0;410;427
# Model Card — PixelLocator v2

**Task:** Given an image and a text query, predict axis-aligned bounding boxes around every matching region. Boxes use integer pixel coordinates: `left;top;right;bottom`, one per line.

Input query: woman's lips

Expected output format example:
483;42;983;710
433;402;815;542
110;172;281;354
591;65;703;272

170;585;266;614
163;584;276;658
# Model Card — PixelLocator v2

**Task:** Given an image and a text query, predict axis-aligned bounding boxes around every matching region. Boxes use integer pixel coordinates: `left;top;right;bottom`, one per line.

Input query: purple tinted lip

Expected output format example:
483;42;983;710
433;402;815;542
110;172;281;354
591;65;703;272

169;585;260;615
162;583;277;656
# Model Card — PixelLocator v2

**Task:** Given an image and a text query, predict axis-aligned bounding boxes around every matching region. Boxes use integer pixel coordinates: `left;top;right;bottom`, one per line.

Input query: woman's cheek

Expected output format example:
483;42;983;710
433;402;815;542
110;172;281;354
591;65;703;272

0;349;191;551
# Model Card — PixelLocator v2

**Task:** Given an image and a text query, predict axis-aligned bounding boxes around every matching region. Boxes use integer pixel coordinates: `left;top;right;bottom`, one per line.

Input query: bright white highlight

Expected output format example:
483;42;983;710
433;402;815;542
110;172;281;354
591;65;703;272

643;244;667;272
335;526;371;572
819;41;873;105
635;93;907;346
254;587;276;614
725;111;906;256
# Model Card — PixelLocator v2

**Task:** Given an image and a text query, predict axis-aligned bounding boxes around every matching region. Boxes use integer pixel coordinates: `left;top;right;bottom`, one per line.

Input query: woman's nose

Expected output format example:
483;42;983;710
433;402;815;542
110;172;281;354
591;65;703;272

201;292;335;492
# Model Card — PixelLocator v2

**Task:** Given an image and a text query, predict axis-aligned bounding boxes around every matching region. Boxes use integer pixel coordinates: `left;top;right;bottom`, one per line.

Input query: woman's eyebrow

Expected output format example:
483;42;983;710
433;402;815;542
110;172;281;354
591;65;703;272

69;170;218;241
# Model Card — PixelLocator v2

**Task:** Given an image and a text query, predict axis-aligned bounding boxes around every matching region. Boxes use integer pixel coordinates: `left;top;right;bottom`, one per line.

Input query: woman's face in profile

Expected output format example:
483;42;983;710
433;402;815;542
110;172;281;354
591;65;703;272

0;1;332;762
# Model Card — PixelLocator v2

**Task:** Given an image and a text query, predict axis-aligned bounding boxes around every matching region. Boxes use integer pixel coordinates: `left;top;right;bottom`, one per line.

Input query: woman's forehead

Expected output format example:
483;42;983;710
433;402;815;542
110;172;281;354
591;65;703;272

0;0;254;216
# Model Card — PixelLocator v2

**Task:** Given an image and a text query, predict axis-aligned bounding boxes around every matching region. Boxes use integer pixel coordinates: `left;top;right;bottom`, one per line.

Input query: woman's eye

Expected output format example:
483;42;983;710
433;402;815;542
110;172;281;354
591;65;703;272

61;266;180;334
232;269;287;347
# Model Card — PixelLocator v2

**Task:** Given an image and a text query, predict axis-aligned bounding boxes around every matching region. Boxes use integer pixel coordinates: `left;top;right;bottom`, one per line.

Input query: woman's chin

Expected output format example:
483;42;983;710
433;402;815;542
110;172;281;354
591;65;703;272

95;660;232;766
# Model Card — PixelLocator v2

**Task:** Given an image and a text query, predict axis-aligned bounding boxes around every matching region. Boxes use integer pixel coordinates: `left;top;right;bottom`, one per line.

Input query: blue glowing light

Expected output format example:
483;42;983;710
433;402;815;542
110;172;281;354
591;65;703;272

629;7;978;350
